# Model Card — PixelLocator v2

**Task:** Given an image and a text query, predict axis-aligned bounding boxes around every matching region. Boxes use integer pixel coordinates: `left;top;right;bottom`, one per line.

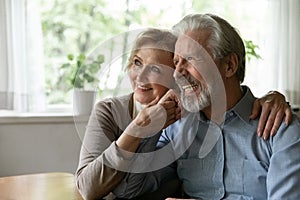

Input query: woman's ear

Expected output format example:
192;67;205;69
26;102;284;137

224;53;238;78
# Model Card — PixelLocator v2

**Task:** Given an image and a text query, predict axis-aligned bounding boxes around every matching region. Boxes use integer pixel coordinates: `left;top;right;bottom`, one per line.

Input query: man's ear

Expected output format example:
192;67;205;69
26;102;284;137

224;53;238;78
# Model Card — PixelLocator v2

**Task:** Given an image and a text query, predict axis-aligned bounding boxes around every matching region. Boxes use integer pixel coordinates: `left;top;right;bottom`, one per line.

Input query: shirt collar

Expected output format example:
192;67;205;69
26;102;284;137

227;85;256;125
194;86;256;125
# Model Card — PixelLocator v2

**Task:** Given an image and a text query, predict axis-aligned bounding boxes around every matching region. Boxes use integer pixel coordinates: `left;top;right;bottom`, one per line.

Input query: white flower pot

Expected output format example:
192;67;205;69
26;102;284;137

73;89;96;115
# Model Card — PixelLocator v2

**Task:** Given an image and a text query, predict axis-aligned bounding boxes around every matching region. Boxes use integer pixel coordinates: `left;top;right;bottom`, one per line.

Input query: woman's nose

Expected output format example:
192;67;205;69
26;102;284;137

136;67;148;81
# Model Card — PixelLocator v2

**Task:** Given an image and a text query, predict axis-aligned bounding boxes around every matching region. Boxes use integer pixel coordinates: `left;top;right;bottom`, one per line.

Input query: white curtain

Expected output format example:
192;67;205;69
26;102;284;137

0;0;45;112
263;0;300;106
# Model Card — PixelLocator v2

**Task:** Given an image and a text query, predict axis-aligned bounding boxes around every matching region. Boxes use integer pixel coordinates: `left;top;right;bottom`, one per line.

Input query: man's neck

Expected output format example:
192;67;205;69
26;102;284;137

202;84;244;125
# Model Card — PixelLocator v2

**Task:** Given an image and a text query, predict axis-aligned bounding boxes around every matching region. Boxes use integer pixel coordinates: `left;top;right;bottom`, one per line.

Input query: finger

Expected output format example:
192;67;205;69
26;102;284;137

175;107;181;119
161;101;177;109
257;103;271;137
270;107;285;136
166;106;178;118
166;113;175;123
148;96;160;107
284;105;293;125
158;89;180;104
164;117;176;128
165;106;182;127
165;107;176;116
158;90;173;104
262;109;277;140
249;98;262;120
166;119;176;127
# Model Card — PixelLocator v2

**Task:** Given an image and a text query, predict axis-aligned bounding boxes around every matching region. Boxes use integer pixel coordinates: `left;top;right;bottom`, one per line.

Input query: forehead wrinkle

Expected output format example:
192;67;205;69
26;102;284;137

175;37;207;60
175;36;196;56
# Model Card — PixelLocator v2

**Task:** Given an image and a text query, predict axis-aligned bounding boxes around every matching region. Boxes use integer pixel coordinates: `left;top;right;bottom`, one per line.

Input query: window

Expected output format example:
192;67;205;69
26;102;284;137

39;0;186;110
1;0;299;113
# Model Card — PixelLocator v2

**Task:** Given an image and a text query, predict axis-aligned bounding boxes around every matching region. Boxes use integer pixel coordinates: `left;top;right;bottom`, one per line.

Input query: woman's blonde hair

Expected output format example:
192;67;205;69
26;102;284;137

126;28;177;70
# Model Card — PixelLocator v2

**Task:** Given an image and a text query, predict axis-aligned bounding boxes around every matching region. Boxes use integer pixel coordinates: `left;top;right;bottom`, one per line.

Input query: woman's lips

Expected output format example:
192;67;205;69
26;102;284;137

136;84;152;91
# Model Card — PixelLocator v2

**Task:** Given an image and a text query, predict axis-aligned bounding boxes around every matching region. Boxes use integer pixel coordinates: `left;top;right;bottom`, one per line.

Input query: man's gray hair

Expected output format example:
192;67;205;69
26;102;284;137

172;13;246;83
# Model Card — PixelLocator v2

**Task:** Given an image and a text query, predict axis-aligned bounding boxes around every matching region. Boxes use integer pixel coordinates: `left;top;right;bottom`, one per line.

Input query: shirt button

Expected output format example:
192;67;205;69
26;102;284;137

215;188;223;196
218;188;223;194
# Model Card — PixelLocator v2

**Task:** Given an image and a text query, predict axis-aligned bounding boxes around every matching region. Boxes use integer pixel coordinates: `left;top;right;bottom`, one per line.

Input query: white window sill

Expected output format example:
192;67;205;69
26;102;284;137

0;110;90;124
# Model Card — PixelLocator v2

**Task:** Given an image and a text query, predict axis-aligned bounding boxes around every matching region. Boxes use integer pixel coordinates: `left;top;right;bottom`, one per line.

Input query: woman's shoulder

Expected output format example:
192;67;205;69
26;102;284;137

93;93;134;130
95;93;133;109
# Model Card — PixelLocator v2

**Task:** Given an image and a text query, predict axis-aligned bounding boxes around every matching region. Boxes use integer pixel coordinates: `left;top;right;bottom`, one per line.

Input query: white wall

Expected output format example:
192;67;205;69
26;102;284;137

0;115;88;177
0;110;298;178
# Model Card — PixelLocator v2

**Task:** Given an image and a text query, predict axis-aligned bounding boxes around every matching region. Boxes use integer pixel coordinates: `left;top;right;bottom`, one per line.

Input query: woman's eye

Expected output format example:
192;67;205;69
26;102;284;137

150;65;160;73
134;59;143;67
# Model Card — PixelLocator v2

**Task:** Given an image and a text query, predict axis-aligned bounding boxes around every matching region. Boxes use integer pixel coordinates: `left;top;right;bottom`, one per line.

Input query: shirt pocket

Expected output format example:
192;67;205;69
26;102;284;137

177;158;221;198
243;159;268;199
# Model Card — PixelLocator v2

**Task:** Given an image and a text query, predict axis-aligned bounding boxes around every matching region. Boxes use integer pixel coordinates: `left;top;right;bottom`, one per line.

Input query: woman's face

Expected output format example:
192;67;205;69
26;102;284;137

128;48;175;105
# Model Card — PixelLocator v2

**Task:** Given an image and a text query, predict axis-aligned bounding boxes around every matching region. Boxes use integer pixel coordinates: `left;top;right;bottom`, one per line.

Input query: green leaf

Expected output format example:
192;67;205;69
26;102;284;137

97;54;105;63
85;74;95;83
78;53;86;62
61;63;71;69
89;63;100;73
67;54;74;61
244;39;262;62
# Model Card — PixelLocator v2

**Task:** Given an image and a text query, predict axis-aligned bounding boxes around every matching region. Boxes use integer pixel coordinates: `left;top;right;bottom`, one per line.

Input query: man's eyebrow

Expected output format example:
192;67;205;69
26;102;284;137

133;54;142;59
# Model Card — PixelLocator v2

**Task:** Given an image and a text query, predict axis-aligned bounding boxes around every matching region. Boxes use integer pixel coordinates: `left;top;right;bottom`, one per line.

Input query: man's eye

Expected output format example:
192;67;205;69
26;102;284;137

186;56;204;63
186;56;194;61
134;59;143;67
173;59;179;65
150;65;160;73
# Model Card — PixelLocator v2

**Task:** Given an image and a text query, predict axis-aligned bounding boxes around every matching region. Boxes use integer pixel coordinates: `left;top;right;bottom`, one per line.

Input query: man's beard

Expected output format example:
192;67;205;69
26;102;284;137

181;86;211;113
175;75;211;113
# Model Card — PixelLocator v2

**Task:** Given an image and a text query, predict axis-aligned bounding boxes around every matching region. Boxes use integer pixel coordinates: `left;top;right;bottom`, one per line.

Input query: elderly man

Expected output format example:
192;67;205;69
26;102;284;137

161;13;300;199
112;14;300;200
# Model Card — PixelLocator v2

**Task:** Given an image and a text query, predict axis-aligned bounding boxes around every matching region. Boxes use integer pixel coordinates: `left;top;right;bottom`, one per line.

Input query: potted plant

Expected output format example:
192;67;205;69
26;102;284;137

61;53;105;115
244;39;261;62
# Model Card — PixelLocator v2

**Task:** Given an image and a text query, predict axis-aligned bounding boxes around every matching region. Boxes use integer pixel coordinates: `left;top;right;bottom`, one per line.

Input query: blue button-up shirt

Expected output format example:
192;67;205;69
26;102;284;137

156;86;300;200
113;86;300;200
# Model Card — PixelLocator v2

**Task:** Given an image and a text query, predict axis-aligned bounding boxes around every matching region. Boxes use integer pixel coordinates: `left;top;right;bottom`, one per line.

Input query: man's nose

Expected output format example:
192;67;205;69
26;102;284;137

175;57;188;75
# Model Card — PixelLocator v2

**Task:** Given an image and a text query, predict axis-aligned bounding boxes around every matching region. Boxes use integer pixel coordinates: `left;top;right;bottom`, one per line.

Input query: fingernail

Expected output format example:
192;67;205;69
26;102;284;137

257;131;261;137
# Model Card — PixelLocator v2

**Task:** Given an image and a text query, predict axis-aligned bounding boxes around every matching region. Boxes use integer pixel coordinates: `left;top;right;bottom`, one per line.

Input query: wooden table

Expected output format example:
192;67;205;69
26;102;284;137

0;172;83;200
